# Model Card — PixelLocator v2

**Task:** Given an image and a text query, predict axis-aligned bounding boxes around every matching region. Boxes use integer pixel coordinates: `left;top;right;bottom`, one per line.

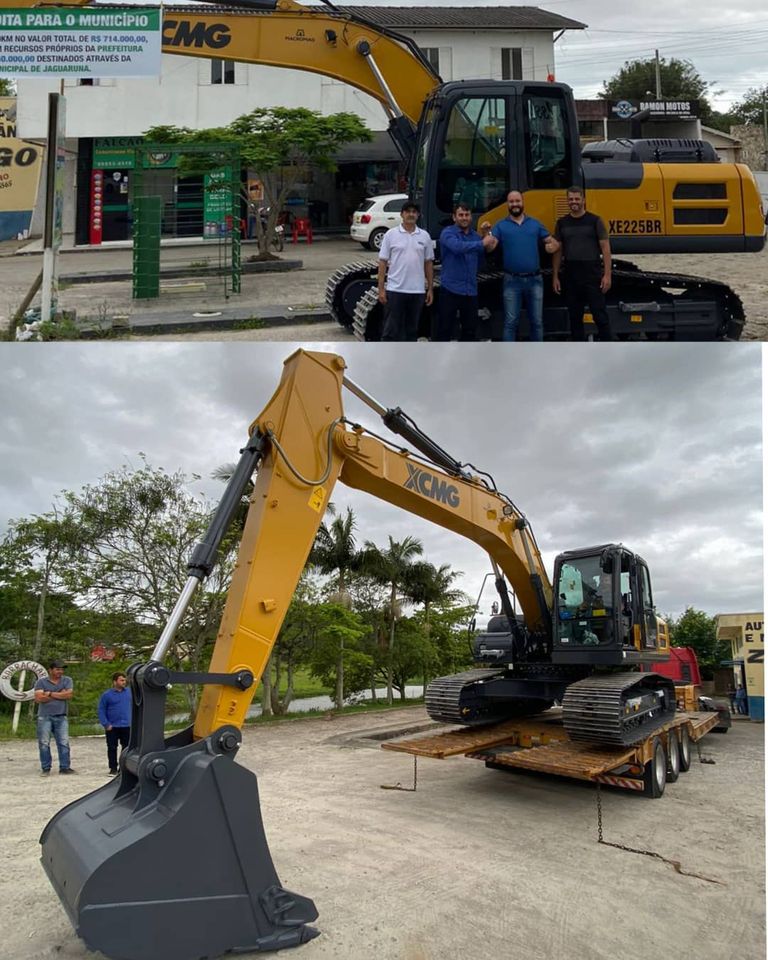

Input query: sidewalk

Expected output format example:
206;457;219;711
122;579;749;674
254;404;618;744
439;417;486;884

0;236;377;337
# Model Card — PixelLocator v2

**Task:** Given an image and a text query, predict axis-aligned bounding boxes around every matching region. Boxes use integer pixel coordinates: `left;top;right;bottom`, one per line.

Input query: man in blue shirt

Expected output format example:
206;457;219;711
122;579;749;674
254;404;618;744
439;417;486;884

485;190;559;341
434;203;495;341
34;658;75;775
97;671;131;775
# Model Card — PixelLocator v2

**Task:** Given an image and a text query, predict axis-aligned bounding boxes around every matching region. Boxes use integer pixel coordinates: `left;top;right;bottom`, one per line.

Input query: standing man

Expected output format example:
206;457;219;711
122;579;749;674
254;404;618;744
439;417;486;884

434;203;495;341
377;200;434;341
552;185;615;341
98;671;132;776
34;658;75;776
483;189;559;342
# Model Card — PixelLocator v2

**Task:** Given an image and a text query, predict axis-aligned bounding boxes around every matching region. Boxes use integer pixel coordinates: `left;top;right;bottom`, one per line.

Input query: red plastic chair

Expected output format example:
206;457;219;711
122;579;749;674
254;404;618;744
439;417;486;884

291;217;313;244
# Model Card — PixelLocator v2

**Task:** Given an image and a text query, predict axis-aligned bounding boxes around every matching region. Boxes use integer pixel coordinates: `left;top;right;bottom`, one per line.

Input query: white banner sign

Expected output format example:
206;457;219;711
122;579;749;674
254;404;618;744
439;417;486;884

0;6;161;78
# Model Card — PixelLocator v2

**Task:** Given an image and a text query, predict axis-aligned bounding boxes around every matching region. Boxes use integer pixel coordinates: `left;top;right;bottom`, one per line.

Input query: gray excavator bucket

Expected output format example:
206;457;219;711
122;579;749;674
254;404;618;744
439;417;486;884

39;662;319;960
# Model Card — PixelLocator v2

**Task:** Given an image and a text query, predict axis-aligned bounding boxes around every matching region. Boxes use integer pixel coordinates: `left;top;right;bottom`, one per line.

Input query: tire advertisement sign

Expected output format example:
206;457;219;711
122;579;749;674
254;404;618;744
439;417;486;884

0;96;42;241
0;6;161;78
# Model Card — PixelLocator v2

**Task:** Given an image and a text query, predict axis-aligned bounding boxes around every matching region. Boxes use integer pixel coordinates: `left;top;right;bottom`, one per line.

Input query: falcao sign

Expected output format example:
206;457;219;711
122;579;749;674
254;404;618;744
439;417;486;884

0;6;161;78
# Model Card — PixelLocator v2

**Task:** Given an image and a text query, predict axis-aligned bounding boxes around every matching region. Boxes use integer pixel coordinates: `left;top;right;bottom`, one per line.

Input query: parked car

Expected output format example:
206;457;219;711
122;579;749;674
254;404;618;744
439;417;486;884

350;193;407;250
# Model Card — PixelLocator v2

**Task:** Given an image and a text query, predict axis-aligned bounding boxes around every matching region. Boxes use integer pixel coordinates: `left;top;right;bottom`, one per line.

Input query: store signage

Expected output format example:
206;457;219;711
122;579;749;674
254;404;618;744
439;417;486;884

94;137;177;169
89;168;103;244
0;6;161;78
203;169;233;238
0;96;43;241
609;99;700;120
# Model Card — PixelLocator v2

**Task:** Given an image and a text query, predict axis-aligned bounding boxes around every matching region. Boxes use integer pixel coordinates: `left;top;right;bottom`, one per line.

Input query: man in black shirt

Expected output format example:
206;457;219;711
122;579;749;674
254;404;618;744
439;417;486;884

552;186;616;341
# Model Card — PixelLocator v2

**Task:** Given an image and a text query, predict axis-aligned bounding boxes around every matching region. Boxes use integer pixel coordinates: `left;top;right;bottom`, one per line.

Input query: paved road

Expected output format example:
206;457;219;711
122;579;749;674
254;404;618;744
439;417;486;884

1;237;765;340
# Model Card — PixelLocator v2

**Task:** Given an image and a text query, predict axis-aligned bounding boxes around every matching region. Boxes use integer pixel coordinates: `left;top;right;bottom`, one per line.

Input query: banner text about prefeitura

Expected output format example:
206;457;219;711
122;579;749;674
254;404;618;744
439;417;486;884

0;7;161;78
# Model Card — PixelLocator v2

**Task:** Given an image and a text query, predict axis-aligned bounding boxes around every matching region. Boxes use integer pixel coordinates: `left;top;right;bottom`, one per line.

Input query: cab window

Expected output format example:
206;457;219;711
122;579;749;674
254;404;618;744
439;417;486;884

522;92;571;190
436;97;508;215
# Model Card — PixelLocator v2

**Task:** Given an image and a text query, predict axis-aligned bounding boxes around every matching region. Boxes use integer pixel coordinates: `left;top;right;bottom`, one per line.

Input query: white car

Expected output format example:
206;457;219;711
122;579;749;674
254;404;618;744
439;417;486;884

350;193;408;250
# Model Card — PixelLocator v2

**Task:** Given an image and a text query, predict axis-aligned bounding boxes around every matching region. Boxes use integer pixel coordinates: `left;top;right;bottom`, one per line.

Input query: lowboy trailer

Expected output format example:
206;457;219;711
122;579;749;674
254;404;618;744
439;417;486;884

382;708;722;798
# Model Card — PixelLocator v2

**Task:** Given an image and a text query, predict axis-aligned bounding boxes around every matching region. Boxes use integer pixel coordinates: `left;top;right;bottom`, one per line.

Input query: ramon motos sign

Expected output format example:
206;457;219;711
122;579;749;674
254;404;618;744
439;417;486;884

609;99;700;121
0;7;161;78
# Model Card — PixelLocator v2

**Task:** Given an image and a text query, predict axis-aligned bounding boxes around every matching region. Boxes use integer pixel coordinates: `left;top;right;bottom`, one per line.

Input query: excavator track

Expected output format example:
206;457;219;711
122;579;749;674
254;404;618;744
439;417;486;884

562;672;677;746
325;260;377;329
425;668;508;725
327;258;744;341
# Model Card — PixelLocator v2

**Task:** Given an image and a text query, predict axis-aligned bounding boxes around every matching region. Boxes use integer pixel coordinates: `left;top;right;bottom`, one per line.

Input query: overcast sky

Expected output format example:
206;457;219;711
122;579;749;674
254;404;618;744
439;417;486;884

0;343;762;622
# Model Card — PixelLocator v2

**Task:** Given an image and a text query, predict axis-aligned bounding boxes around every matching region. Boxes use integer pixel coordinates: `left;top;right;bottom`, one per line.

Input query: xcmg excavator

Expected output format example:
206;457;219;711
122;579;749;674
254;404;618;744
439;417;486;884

15;0;768;338
41;350;676;960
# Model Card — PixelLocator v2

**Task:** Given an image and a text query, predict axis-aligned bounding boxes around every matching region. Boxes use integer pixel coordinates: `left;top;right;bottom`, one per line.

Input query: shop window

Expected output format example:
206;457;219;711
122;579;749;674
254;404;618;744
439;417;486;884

421;47;440;74
501;48;522;81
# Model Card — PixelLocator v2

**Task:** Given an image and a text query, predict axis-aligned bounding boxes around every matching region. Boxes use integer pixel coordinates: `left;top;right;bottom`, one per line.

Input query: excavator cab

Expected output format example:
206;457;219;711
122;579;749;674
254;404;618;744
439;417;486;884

551;544;668;665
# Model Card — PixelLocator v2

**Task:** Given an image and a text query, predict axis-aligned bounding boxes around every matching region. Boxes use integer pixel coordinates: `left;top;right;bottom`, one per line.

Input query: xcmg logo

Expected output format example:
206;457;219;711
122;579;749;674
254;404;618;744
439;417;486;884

404;463;460;508
162;19;231;49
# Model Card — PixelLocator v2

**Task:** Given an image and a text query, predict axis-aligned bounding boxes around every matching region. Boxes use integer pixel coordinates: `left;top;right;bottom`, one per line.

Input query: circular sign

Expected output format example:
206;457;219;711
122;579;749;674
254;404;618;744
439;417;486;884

613;100;635;120
0;660;48;702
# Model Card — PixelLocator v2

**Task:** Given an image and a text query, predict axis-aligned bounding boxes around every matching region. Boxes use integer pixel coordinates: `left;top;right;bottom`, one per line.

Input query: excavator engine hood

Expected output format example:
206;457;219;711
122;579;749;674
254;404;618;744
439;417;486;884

39;664;318;960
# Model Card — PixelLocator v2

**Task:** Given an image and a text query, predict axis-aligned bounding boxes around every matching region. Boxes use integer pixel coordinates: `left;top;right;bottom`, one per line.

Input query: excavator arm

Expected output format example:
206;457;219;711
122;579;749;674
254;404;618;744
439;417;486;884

190;349;551;737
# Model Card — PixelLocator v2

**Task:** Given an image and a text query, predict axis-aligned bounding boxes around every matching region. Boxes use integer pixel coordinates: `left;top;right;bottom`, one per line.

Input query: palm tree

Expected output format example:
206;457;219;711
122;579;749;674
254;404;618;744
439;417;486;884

309;507;359;709
359;535;424;704
406;561;465;693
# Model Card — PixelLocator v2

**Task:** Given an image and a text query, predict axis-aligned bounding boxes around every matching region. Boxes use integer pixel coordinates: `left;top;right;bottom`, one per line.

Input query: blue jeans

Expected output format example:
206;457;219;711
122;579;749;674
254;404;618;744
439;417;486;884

37;715;71;772
502;275;544;341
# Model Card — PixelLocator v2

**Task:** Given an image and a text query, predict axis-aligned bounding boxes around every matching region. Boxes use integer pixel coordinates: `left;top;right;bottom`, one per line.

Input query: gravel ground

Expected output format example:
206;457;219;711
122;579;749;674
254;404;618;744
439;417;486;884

0;709;763;960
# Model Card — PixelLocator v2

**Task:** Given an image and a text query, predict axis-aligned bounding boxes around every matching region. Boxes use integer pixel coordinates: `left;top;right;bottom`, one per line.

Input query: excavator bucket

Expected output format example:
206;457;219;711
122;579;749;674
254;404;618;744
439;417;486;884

40;665;319;960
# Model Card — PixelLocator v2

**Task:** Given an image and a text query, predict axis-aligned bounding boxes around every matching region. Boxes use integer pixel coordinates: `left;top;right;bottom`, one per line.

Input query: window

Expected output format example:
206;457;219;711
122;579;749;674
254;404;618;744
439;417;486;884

522;92;572;190
211;58;235;85
557;556;615;647
501;48;523;80
383;199;404;212
436;96;507;215
421;47;440;74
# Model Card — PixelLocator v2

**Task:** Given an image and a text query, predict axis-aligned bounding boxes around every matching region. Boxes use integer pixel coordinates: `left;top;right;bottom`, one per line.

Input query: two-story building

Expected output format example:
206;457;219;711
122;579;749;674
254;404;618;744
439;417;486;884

15;5;586;243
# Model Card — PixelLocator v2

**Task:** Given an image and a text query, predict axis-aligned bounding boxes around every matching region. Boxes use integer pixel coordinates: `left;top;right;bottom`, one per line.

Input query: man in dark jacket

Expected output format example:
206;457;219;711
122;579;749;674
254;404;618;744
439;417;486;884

434;203;494;341
97;671;131;775
552;185;616;341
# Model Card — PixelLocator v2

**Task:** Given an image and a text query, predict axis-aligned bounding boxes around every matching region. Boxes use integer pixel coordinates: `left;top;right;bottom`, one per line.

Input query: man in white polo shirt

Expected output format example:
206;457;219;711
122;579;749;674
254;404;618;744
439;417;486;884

377;200;434;341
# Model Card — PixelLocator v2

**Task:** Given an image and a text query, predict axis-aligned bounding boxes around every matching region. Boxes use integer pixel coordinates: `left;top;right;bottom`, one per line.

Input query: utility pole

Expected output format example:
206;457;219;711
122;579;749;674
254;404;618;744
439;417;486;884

654;49;662;100
763;89;767;170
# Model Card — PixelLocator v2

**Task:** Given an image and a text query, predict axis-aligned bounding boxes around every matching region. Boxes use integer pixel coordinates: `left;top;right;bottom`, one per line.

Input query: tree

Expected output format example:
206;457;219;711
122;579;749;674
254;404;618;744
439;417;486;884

405;561;467;689
57;458;238;711
309;506;361;709
0;80;12;96
359;535;424;704
669;607;730;679
728;85;768;126
600;57;725;128
144;108;372;259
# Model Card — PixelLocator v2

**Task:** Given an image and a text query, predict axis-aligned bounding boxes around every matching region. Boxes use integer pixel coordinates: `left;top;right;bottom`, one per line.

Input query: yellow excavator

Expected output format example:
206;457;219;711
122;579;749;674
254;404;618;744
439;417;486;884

40;350;677;960
10;0;768;338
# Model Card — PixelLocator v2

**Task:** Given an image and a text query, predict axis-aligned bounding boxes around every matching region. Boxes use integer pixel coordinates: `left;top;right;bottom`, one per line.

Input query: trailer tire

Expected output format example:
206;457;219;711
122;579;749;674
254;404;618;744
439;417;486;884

642;737;667;798
678;726;692;772
666;730;681;783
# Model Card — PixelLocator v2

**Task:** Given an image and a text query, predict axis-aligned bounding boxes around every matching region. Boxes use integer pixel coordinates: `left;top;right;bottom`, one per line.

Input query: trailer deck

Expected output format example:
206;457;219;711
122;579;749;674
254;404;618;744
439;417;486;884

381;709;721;792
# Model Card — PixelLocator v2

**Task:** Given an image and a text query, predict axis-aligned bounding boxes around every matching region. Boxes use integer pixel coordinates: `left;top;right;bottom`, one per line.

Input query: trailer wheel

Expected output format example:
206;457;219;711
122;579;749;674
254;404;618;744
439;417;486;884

678;726;692;772
666;730;681;783
642;737;667;798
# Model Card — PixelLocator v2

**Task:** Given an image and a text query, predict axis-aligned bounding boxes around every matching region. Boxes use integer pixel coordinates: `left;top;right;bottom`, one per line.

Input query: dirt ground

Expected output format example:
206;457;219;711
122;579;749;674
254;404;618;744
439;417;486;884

0;708;764;960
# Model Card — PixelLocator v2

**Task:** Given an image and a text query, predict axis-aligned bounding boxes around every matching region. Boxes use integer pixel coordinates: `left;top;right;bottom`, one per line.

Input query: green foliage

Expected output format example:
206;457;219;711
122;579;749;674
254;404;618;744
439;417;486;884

668;607;730;679
728;85;768;126
600;57;724;127
144;108;372;257
0;79;12;96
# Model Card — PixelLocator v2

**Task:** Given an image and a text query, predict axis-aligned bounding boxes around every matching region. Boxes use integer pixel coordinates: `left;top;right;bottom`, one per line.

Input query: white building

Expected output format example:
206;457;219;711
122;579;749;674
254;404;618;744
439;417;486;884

16;5;585;242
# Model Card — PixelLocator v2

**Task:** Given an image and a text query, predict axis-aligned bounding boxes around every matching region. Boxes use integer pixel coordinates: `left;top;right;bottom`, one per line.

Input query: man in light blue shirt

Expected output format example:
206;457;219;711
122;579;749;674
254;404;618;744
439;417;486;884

485;190;559;341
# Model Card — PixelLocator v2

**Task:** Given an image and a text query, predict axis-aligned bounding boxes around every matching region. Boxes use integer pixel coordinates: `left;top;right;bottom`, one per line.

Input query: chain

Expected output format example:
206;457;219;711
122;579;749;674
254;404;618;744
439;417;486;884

381;754;418;792
696;740;716;765
594;783;724;884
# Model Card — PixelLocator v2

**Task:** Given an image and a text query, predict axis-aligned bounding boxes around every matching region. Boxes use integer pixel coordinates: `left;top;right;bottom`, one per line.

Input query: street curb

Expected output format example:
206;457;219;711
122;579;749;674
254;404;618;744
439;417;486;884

117;305;334;336
61;259;303;286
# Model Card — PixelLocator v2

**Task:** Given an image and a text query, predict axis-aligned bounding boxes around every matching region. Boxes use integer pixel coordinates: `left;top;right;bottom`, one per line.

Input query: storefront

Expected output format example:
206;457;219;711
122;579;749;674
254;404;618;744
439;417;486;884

716;613;764;721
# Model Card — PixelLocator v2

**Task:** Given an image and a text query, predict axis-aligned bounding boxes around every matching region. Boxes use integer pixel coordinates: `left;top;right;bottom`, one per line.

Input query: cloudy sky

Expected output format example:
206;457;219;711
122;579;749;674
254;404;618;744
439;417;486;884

0;342;762;622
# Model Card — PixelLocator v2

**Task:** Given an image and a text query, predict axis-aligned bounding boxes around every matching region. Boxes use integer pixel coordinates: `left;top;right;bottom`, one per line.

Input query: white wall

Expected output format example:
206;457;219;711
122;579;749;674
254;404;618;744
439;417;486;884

16;29;557;138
